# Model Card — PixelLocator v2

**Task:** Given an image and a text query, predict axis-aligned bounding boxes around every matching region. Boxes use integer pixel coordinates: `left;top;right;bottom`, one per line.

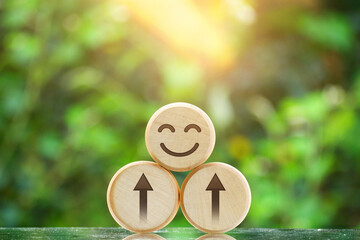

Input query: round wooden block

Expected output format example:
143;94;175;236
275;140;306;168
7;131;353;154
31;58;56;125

145;102;216;172
107;161;179;233
180;162;251;233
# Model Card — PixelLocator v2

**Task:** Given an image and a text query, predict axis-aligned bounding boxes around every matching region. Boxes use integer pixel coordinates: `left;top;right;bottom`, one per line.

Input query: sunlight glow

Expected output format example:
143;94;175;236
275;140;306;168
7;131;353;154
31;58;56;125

226;0;256;25
122;0;234;70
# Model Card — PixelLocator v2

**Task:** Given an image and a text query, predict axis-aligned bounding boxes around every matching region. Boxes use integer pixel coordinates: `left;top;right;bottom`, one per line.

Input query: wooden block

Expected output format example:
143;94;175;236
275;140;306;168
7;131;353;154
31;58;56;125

107;161;179;233
180;162;251;233
123;233;166;240
145;102;216;172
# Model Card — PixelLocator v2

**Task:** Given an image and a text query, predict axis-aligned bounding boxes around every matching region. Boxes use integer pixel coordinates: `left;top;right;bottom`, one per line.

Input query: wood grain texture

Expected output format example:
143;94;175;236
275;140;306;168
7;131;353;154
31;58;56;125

107;161;179;233
180;162;251;233
145;102;216;172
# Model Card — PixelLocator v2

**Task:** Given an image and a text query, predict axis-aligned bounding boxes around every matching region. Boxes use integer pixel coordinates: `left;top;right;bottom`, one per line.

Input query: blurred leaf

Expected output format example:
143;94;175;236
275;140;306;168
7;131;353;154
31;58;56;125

1;0;38;28
297;13;354;52
5;32;41;64
323;109;355;146
38;133;62;159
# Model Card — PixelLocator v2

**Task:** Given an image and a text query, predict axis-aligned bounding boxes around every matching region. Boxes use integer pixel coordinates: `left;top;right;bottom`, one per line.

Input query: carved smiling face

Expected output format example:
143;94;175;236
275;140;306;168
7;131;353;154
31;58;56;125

158;123;201;157
145;103;216;172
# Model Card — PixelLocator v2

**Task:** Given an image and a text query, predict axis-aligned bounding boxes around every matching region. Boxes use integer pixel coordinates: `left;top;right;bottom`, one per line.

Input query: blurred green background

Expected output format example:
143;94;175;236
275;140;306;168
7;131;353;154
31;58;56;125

0;0;360;229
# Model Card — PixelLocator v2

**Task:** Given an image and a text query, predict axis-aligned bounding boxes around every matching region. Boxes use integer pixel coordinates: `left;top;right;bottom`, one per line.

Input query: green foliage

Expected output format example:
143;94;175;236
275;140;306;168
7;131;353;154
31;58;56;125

0;0;359;229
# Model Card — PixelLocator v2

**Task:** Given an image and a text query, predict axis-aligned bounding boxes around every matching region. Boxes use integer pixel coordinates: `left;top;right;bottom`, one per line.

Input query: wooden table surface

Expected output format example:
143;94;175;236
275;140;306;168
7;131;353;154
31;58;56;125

0;227;359;239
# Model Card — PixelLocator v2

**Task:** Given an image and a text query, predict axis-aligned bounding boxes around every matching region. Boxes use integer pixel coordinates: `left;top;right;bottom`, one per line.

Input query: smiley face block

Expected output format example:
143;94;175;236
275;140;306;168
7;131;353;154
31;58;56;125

181;162;251;233
107;161;179;233
145;102;216;172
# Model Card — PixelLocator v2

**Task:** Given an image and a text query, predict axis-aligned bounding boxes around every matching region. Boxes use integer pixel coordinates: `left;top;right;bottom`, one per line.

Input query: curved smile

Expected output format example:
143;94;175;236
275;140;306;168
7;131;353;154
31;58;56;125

160;143;199;157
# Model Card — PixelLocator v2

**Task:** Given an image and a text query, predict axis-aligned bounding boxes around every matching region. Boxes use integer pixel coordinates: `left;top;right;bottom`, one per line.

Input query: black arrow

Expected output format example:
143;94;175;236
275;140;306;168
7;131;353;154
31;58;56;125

206;173;225;222
134;173;153;221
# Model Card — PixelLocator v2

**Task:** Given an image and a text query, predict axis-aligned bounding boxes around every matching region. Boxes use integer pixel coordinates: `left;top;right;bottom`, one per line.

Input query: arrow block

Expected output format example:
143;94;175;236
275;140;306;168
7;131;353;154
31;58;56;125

107;161;179;233
180;162;251;233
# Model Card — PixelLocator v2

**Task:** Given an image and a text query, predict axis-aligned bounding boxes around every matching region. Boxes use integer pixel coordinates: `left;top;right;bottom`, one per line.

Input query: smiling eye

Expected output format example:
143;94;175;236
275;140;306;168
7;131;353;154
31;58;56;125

158;124;175;132
184;124;201;133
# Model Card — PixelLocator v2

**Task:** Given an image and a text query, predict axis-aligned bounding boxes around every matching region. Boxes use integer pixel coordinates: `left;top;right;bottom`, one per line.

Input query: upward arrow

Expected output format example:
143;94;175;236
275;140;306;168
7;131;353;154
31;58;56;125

134;173;153;221
206;173;225;222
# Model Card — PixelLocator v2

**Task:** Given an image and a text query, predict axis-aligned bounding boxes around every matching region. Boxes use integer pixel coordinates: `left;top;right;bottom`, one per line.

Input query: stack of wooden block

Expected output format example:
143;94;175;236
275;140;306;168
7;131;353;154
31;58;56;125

107;103;251;233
